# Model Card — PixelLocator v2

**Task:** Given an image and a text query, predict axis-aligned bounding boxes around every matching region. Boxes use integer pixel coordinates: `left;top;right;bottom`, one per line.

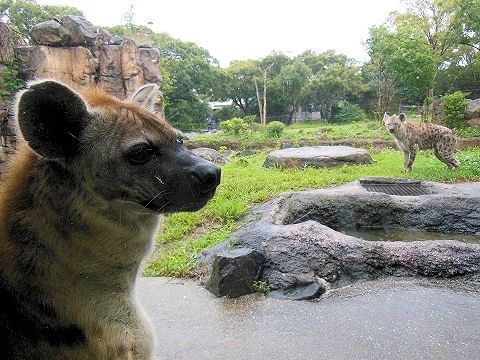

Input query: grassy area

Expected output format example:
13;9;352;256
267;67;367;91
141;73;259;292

191;120;480;148
144;146;480;278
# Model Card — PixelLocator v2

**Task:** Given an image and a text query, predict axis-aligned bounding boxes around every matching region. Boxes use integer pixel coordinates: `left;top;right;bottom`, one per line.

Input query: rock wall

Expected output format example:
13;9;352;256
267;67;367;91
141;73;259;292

0;16;163;170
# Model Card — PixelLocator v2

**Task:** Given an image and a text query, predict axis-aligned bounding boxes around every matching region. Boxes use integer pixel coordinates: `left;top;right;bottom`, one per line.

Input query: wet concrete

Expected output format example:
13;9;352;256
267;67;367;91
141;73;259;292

137;277;480;360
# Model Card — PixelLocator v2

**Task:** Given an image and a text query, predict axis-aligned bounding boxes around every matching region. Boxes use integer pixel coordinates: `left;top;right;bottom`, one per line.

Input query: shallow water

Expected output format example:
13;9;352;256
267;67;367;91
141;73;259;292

138;277;480;360
340;228;480;244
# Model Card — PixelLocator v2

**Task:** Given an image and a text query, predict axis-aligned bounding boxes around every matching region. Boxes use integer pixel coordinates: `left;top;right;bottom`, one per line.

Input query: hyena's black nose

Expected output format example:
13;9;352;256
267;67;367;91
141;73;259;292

192;163;221;192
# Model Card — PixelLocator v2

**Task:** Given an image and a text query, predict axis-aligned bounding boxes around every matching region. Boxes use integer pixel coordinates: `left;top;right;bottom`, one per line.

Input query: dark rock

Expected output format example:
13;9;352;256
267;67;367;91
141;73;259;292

61;15;96;46
264;146;372;169
201;179;480;300
268;282;326;301
206;248;266;298
30;20;70;46
191;147;228;165
97;45;124;99
96;27;113;46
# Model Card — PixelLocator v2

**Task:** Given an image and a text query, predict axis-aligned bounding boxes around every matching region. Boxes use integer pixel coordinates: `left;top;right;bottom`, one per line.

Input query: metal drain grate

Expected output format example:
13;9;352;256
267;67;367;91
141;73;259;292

361;183;430;196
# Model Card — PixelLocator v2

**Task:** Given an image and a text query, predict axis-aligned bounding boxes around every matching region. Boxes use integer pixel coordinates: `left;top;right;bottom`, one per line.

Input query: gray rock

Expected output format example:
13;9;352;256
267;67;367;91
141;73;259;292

30;20;70;46
467;98;480;120
264;146;372;169
96;27;113;46
206;248;266;298
201;179;480;299
268;282;326;301
61;15;96;46
191;147;228;165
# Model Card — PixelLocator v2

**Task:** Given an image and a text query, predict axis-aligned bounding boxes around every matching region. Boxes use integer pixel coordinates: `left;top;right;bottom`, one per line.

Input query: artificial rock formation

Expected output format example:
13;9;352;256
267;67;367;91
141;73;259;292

201;178;480;300
0;16;163;169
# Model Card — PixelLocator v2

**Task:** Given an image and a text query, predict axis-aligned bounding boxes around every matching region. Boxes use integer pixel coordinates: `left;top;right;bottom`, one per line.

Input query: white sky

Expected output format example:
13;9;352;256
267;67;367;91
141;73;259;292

37;0;404;67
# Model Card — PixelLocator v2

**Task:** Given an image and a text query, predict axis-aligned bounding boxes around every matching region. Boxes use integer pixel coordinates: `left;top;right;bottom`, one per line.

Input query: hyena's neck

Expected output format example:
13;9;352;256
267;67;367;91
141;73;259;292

393;125;408;141
1;149;160;294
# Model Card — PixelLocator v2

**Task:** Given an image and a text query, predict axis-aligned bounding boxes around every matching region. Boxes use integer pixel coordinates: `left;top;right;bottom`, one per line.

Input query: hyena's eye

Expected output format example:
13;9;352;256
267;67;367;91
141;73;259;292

176;137;183;145
126;146;154;165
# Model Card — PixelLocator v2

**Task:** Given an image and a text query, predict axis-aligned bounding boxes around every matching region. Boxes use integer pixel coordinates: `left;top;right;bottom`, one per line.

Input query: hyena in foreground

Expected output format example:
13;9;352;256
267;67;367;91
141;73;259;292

383;113;460;173
0;80;221;359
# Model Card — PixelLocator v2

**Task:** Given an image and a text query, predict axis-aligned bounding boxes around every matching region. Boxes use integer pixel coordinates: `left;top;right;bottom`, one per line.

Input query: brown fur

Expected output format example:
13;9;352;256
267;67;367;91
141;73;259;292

0;81;220;359
384;113;460;172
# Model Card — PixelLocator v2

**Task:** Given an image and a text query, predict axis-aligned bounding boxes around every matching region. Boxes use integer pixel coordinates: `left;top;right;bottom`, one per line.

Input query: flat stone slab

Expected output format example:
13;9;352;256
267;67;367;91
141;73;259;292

263;145;372;169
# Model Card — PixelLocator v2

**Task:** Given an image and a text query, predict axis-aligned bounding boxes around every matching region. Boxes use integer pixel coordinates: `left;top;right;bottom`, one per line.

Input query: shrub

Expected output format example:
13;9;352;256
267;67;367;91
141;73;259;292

265;121;285;138
332;102;367;123
441;91;468;129
243;115;256;125
0;59;25;99
219;117;248;135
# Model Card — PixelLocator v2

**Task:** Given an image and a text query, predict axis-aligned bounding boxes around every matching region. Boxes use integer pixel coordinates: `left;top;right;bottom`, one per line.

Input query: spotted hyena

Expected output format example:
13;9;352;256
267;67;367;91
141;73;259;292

383;113;460;173
0;80;221;359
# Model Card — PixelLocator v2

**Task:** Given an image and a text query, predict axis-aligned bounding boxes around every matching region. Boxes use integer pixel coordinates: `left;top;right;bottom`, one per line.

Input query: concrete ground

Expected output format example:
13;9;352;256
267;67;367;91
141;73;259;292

137;277;480;360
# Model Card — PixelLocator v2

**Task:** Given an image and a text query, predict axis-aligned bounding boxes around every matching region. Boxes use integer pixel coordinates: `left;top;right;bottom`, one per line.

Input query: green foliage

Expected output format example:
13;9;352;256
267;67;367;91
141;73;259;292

243;115;256;125
441;91;468;128
212;105;243;122
265;121;285;138
0;58;24;98
332;102;367;123
366;23;439;104
252;281;270;294
219;117;249;135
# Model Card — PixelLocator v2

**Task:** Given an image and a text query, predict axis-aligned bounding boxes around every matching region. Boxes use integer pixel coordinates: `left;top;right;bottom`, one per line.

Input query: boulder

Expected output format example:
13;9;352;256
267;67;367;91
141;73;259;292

139;47;163;85
15;45;97;89
97;45;125;99
467;118;480;129
96;27;113;46
60;15;97;46
206;248;266;298
30;20;70;46
263;146;372;169
466;98;480;120
122;38;145;99
191;147;229;165
201;179;480;299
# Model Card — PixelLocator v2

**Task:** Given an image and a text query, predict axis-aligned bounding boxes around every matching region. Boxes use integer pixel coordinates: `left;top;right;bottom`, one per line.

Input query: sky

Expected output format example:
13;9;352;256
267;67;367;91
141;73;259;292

37;0;405;67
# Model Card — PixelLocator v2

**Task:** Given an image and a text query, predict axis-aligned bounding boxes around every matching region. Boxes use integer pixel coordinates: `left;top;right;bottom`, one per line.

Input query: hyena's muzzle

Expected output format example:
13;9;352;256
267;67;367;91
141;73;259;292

137;146;221;213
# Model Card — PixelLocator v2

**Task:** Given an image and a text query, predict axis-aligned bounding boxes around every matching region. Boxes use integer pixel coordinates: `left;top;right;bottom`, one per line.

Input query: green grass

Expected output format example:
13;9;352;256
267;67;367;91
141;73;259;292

191;120;392;147
144;147;480;277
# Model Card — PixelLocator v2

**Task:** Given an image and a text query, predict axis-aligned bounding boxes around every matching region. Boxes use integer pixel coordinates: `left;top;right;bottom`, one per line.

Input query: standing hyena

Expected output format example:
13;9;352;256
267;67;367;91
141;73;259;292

383;113;460;173
0;80;221;359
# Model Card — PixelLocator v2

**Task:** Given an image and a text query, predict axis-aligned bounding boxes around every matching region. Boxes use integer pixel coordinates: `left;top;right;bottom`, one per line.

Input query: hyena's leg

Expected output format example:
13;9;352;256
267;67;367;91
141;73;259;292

434;145;460;169
404;148;416;173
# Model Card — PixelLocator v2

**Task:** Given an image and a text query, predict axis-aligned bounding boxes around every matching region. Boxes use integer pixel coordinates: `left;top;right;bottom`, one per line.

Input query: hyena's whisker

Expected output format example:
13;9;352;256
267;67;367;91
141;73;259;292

144;190;168;208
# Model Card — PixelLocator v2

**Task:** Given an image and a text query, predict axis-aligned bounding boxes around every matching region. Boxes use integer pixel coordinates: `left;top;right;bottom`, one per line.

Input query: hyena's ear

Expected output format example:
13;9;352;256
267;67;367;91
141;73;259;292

131;84;163;113
16;80;90;161
399;113;406;122
383;113;390;123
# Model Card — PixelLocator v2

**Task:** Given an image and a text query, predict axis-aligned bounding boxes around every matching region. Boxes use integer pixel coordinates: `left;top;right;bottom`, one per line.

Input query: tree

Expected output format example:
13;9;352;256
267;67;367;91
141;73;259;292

275;60;311;124
215;60;260;116
0;0;83;40
366;23;439;115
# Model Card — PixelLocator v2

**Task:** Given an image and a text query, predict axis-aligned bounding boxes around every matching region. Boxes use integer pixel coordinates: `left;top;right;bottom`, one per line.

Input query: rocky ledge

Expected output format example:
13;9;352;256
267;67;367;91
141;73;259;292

199;178;480;300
